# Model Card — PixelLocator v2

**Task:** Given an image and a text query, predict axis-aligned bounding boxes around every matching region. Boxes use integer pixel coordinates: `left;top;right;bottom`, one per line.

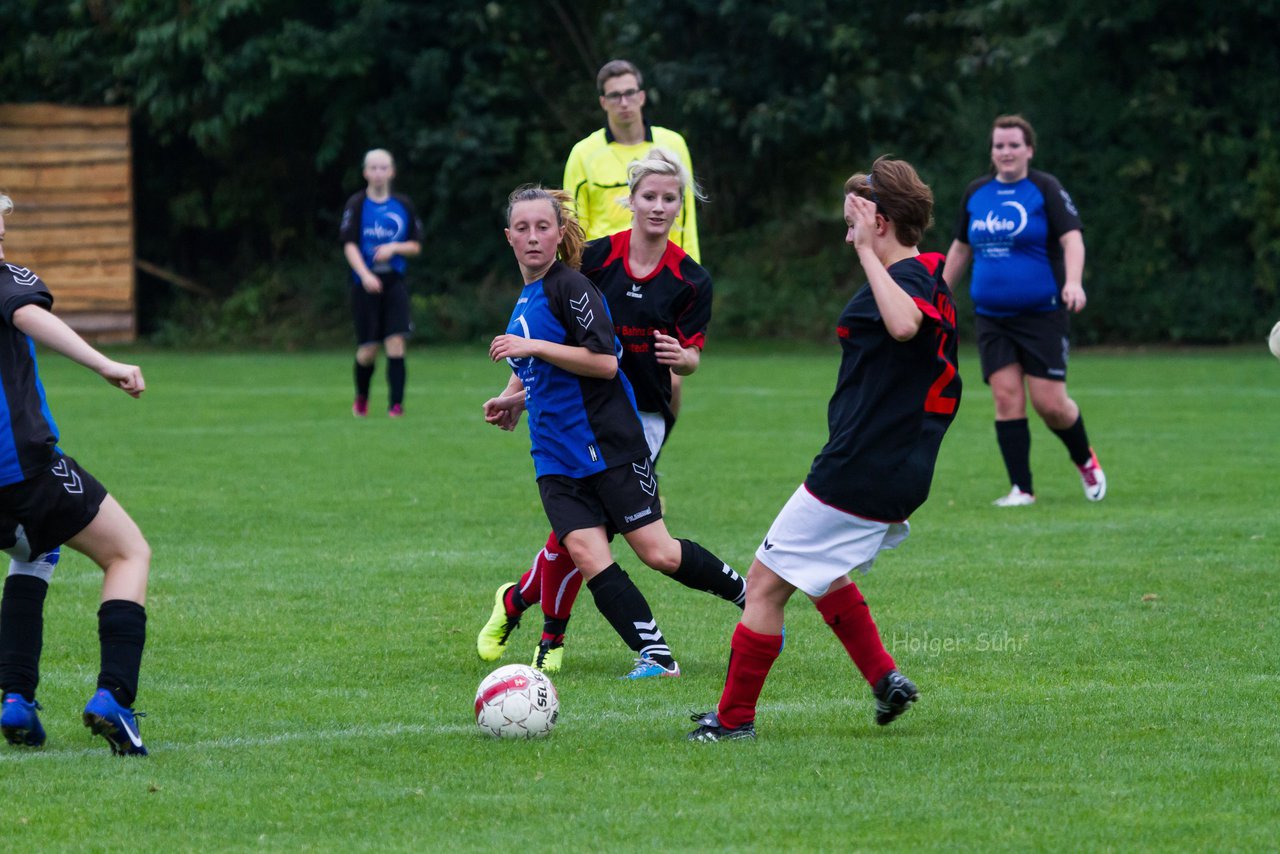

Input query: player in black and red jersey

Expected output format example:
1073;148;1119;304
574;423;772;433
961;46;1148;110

688;157;963;741
478;149;742;673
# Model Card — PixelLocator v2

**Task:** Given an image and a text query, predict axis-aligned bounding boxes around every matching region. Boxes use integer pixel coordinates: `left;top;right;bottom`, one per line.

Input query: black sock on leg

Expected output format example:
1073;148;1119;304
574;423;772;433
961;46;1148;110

587;563;672;666
0;575;48;701
670;539;746;607
354;361;375;399
387;357;406;407
97;600;146;708
995;418;1034;493
1051;414;1093;466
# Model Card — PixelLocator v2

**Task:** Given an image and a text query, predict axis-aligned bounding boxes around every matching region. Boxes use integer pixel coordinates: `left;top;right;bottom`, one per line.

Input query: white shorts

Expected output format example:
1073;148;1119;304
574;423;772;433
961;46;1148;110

754;485;909;598
638;410;666;462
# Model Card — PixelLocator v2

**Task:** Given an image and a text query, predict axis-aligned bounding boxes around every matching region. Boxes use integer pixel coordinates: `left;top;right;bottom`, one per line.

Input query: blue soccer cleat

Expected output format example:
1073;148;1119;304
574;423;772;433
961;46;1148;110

83;689;148;756
2;693;46;747
622;656;681;680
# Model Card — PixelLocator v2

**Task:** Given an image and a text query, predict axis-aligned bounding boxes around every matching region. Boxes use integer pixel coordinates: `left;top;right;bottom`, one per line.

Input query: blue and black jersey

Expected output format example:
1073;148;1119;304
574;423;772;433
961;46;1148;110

953;169;1083;317
505;261;649;479
338;191;423;280
581;231;712;429
0;263;59;487
805;253;962;522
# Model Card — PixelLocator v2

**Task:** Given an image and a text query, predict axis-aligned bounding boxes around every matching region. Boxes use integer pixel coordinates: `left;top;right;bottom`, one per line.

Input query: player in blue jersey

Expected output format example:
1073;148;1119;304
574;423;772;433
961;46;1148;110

689;158;962;741
944;115;1105;506
477;152;741;674
339;149;423;418
483;186;742;679
0;193;153;755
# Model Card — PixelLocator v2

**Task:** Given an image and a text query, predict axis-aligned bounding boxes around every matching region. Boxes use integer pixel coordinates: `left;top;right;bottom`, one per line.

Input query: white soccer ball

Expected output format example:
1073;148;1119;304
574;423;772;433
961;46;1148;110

474;664;559;739
1269;319;1280;359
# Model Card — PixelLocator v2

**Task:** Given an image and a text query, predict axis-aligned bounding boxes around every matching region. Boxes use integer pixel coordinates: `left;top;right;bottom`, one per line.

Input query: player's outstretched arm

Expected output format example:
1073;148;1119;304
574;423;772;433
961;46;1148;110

12;304;145;397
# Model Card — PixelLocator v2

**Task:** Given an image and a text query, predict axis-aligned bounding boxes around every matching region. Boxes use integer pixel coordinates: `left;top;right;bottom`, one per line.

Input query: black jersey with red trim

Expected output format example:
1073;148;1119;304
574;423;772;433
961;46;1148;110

580;231;712;428
804;252;962;522
0;263;60;486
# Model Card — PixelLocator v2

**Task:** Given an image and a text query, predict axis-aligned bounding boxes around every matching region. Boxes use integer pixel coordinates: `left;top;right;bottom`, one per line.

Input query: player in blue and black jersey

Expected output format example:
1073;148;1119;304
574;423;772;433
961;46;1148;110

338;149;423;418
478;152;739;674
689;158;962;741
0;193;153;755
482;186;741;680
944;115;1106;506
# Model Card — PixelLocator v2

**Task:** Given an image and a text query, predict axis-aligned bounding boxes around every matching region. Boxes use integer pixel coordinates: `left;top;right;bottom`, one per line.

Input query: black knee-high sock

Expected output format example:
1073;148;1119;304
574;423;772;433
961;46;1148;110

0;575;48;701
670;539;746;607
586;563;673;665
354;361;375;399
97;600;146;707
1051;414;1093;466
995;418;1033;493
387;357;406;407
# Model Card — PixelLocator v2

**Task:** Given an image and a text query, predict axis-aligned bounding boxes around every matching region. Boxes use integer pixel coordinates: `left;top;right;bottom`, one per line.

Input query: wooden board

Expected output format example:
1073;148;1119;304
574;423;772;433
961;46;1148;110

0;104;135;341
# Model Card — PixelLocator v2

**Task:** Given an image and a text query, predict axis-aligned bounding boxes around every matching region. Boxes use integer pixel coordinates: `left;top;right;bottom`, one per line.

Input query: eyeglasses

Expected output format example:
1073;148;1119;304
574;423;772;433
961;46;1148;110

602;88;642;103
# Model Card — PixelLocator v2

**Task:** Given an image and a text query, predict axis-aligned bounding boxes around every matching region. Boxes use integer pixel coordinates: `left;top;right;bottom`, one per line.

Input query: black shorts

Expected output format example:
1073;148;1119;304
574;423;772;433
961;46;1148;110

975;310;1070;383
351;272;412;345
0;455;108;560
537;457;663;542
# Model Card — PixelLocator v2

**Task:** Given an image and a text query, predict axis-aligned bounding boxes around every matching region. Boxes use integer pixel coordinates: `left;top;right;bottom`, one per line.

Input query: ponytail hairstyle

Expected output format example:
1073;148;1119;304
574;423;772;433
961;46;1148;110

0;193;12;215
505;185;585;270
844;155;934;247
626;147;707;206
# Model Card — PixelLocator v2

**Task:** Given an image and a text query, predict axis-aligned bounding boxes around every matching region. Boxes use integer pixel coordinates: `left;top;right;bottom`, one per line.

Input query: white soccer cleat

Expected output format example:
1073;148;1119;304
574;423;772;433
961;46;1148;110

992;486;1036;507
1077;449;1107;502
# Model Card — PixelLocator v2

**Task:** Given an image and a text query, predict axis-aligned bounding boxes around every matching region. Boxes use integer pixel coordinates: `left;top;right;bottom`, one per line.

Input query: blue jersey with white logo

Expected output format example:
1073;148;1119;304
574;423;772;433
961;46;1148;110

0;263;60;486
338;191;423;281
953;169;1083;317
505;261;648;479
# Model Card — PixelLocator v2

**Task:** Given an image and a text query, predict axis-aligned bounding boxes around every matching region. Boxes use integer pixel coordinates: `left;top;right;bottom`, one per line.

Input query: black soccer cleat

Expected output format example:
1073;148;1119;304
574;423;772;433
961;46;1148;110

687;710;756;743
873;669;918;726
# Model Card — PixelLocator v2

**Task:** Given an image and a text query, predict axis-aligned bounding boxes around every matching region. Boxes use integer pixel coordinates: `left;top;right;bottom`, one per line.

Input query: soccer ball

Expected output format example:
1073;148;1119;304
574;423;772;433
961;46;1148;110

475;664;559;739
1269;319;1280;359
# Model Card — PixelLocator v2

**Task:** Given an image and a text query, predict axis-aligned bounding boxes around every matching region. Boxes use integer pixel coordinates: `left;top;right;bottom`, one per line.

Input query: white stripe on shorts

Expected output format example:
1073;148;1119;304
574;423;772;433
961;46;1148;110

754;485;909;598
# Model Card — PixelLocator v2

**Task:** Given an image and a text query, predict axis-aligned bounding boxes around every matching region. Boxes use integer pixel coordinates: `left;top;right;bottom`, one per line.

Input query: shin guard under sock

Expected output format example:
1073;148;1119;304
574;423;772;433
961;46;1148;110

587;563;672;665
670;539;746;607
97;600;146;707
0;575;48;701
717;623;783;729
815;582;894;687
995;418;1033;494
1051;414;1093;466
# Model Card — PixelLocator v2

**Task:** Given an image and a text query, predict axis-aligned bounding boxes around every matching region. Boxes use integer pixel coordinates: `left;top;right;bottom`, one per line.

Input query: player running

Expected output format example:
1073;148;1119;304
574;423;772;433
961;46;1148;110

0;193;153;755
688;158;962;741
478;150;742;674
483;185;741;679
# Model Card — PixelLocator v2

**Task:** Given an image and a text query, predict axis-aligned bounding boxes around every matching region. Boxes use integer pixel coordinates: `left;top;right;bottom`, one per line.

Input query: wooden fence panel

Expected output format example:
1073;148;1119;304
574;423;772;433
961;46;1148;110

0;104;135;341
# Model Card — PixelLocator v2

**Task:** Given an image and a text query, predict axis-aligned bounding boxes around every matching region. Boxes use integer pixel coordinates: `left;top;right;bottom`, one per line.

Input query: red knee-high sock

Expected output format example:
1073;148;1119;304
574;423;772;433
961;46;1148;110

513;534;559;611
815;582;894;687
539;532;581;641
717;623;783;729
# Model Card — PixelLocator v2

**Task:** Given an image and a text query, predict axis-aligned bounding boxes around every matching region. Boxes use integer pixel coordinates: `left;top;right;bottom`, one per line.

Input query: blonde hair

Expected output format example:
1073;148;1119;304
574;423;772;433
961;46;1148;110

626;147;707;204
363;148;395;169
505;185;586;270
844;156;934;247
0;193;12;215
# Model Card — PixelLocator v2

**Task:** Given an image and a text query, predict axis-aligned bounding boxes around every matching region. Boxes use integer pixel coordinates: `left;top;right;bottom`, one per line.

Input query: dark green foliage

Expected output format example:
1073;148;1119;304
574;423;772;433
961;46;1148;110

5;0;1278;344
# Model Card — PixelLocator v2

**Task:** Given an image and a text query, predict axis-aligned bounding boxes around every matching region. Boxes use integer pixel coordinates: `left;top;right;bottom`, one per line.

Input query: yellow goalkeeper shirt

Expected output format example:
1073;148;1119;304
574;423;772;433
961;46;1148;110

563;124;700;263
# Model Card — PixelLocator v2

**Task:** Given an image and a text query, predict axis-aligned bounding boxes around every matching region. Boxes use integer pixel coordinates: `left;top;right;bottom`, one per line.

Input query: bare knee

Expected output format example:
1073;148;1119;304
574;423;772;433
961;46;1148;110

637;539;682;574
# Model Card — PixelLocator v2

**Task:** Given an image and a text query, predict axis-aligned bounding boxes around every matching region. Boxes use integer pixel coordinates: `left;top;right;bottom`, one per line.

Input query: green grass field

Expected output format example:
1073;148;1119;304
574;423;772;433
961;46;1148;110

1;343;1277;851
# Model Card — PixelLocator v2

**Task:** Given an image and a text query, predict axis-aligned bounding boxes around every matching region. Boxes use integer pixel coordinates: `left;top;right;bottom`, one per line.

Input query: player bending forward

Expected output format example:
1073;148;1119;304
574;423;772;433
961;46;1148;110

688;158;962;741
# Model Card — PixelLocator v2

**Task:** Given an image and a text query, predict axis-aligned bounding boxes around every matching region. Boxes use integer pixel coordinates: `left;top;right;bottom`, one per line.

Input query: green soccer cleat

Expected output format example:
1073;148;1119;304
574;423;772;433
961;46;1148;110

477;582;521;661
532;639;564;673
